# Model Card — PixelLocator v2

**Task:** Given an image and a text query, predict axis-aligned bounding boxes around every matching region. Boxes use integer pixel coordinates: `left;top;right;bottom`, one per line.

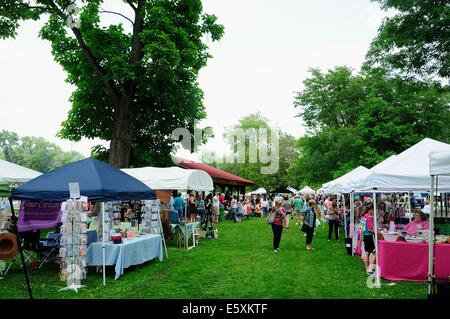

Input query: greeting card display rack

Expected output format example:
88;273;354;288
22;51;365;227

59;197;88;292
141;200;167;258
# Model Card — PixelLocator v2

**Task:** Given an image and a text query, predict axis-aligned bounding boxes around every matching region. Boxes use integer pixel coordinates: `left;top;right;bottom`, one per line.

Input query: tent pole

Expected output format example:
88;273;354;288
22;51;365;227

342;194;347;238
8;197;33;299
185;196;188;251
372;192;380;288
407;193;412;221
428;176;435;295
350;192;355;256
102;202;106;286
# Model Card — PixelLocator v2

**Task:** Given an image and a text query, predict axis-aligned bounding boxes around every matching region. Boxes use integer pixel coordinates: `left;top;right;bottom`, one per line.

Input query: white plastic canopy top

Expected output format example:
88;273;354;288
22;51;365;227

0;159;42;184
429;151;450;176
354;138;450;192
322;166;369;194
251;187;267;195
300;185;315;195
342;156;398;193
121;166;214;191
287;187;297;194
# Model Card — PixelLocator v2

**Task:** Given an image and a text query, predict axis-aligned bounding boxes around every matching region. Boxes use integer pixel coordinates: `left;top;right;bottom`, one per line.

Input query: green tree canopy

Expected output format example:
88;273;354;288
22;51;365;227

0;0;224;168
214;113;300;191
0;130;85;172
292;67;450;185
366;0;450;80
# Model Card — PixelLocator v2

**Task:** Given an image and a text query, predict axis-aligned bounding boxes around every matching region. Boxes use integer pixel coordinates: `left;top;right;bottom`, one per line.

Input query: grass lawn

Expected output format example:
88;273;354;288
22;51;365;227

0;217;427;299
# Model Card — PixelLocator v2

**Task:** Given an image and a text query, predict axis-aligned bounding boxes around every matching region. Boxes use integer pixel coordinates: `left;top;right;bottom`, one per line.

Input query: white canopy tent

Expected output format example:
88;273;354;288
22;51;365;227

299;186;315;195
287;187;297;194
0;159;41;184
322;166;370;195
430;151;450;176
122;166;214;251
428;150;450;295
343;138;450;287
251;187;267;195
122;166;214;191
352;138;450;192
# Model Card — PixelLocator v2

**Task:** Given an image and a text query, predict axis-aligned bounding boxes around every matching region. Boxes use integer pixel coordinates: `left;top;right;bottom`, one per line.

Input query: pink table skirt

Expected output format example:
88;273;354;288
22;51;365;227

378;240;450;282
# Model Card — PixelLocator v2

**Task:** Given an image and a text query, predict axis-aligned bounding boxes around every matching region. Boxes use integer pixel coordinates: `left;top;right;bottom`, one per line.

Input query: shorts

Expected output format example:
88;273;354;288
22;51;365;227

363;235;375;254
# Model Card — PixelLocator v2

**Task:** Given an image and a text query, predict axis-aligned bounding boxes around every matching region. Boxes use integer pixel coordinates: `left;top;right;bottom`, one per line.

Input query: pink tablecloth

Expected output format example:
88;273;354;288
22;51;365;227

378;240;450;282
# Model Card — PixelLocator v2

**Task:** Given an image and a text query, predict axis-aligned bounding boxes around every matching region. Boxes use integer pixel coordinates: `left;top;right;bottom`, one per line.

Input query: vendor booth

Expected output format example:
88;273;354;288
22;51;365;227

299;186;315;196
12;158;160;290
122;166;214;250
429;150;450;295
0;161;41;298
346;138;450;286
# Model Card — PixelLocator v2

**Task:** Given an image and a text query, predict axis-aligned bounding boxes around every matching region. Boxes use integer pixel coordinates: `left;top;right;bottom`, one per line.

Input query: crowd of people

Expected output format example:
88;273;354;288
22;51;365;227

167;189;431;277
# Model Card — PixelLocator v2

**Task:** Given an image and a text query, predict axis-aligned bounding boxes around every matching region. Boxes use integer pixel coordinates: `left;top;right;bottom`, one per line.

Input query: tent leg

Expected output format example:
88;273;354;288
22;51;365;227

158;211;168;258
102;202;106;286
428;176;435;295
9;197;33;299
372;192;380;288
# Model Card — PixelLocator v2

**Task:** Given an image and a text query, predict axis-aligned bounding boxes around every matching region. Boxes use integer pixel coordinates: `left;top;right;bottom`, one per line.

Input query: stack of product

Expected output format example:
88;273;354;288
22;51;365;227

59;198;88;286
141;200;161;235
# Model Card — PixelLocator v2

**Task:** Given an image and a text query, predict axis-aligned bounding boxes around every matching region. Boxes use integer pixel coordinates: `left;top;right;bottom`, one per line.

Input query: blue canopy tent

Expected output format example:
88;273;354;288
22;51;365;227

11;158;157;290
12;158;155;201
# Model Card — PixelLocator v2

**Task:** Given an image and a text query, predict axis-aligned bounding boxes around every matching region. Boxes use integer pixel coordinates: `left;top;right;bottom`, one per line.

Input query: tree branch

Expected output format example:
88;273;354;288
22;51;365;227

125;0;137;11
71;28;120;104
99;10;134;26
45;0;120;104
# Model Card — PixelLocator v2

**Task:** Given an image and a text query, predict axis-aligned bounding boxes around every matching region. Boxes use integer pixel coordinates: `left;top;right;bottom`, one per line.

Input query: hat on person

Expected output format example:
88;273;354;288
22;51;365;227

308;199;316;206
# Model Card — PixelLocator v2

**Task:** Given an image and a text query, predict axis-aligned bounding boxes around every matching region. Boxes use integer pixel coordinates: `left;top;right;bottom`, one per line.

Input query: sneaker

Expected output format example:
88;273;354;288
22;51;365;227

304;233;307;237
274;249;279;253
366;270;374;275
328;239;331;241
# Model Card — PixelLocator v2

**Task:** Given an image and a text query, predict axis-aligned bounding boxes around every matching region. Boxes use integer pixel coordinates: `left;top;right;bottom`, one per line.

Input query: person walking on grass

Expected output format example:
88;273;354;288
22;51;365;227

361;204;376;275
260;195;269;218
212;193;220;223
303;199;317;251
327;201;340;241
282;196;292;229
271;196;286;252
293;195;303;225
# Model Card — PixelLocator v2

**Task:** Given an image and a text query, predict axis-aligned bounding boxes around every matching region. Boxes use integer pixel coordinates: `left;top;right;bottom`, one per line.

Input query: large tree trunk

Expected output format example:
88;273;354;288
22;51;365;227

109;93;135;168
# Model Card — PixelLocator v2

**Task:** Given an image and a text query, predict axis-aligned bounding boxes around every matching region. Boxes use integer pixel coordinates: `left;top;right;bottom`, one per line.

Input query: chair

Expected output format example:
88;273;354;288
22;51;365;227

168;211;183;248
20;229;61;270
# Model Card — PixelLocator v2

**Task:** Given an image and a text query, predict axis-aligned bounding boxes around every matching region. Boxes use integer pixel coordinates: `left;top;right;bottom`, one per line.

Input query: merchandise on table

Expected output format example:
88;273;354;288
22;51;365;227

59;197;89;287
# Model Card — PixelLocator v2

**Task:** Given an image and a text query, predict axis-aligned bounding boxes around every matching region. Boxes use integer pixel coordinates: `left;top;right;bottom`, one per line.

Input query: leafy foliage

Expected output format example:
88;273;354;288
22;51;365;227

0;130;84;172
214;113;300;191
292;67;450;185
366;0;450;79
0;0;224;167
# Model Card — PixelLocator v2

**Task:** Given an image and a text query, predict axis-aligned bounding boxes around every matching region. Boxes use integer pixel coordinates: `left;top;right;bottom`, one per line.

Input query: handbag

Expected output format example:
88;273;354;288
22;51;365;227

266;211;276;224
301;223;309;233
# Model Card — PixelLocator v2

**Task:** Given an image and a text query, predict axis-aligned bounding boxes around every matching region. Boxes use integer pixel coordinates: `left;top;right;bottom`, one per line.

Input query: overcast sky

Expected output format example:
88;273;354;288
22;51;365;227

0;0;386;161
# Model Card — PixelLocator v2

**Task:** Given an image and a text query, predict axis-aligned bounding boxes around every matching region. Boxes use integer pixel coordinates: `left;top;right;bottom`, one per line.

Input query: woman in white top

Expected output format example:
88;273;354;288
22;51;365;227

260;196;269;218
212;194;220;222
